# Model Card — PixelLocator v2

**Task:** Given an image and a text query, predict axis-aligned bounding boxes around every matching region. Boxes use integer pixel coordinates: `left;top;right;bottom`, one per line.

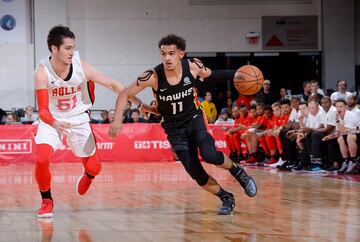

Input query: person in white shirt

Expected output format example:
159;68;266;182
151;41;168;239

21;105;38;124
347;94;360;117
330;80;352;102
321;96;341;171
215;109;235;125
335;99;360;174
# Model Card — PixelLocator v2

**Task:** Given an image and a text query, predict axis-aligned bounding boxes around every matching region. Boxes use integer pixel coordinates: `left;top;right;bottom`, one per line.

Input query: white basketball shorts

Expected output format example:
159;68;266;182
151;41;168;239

35;121;96;157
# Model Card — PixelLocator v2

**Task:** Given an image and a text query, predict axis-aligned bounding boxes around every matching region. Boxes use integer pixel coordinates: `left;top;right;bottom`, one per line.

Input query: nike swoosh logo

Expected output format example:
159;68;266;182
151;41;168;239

160;88;167;92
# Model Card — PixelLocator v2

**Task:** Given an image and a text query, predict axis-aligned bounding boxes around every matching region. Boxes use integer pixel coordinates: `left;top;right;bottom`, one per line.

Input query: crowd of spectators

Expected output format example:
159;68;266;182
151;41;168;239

1;79;360;174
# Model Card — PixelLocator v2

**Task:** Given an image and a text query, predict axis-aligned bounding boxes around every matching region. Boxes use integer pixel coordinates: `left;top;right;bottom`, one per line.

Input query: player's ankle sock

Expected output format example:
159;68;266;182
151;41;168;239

215;187;233;200
229;162;242;177
86;172;95;179
40;189;52;200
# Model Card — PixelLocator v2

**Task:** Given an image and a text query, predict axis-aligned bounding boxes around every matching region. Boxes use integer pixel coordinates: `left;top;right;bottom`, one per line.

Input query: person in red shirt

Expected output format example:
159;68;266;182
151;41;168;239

264;102;283;165
241;103;271;163
235;94;255;109
224;105;249;162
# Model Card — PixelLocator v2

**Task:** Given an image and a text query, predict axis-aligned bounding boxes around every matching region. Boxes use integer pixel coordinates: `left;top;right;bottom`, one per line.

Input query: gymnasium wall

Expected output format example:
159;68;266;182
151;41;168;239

0;0;357;110
43;0;322;110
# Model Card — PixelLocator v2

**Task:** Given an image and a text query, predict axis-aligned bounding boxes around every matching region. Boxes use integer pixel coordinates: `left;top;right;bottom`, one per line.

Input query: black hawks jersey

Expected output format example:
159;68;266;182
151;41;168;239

153;59;201;124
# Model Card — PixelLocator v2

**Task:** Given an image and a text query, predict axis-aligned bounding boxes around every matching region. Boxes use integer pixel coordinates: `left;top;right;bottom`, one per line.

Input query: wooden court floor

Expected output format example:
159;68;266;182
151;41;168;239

0;162;359;242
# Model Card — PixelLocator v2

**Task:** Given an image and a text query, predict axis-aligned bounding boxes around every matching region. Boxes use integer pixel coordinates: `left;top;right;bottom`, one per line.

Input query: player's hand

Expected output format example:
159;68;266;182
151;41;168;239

52;121;71;136
108;122;122;138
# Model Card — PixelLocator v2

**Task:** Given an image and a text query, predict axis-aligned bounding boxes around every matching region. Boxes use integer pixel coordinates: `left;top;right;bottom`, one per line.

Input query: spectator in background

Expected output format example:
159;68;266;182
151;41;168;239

5;112;22;125
21;106;38;124
279;88;287;100
347;94;360;117
235;93;254;109
108;109;116;123
335;99;360;174
255;79;277;105
310;80;323;100
0;108;6;124
330;80;352;102
130;108;146;123
201;91;217;124
299;81;311;102
99;110;109;123
123;100;132;123
145;100;162;123
215;109;234;125
222;98;233;117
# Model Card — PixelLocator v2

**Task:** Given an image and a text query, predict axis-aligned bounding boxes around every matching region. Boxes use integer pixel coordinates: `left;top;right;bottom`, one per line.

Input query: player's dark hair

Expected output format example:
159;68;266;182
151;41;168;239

47;25;75;52
158;34;186;51
299;101;308;106
280;98;291;106
337;79;347;88
335;99;347;105
131;108;140;115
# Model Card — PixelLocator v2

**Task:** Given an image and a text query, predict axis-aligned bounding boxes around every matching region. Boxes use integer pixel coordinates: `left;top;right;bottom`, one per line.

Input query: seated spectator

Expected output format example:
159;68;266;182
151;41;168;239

255;79;277;105
347;94;360;117
5;112;22;125
215;109;234;125
330;80;352;102
129;108;146;123
201;91;217;124
335;99;360;174
279;88;287;100
99;110;109;123
299;81;311;102
310;80;323;100
108;109;116;123
145;101;162;123
235;93;254;109
21;105;38;124
321;96;341;171
123;100;132;123
222;98;233;117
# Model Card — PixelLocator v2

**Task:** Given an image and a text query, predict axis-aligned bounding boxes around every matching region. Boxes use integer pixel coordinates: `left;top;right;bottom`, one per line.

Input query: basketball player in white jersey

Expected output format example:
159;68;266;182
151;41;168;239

34;25;152;218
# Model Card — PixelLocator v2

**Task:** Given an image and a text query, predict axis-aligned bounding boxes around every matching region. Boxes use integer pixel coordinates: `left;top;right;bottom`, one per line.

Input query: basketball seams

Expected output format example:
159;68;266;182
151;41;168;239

234;64;264;95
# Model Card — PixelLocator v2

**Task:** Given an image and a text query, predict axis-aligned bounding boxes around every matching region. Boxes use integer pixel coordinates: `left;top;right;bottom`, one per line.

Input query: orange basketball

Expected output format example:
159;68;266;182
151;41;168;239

234;65;264;95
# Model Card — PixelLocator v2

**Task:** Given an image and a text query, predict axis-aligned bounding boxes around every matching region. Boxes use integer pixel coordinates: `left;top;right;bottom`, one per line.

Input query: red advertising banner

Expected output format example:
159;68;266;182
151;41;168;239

0;124;229;164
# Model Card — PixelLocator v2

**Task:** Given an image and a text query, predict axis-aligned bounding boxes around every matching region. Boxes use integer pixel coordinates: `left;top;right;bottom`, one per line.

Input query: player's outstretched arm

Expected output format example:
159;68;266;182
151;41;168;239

81;61;155;114
108;70;157;137
189;58;236;83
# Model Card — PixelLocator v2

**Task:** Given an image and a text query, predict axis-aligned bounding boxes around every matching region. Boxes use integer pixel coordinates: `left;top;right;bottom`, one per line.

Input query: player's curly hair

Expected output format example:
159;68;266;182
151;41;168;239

47;25;75;52
158;34;186;51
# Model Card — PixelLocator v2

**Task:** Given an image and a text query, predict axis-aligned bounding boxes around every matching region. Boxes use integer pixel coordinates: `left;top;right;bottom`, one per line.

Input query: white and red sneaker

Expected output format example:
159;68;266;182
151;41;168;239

37;199;54;218
264;157;278;166
77;172;93;195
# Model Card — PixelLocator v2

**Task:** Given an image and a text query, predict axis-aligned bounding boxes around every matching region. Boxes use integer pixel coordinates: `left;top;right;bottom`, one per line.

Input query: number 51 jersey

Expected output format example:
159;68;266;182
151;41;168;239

39;51;94;124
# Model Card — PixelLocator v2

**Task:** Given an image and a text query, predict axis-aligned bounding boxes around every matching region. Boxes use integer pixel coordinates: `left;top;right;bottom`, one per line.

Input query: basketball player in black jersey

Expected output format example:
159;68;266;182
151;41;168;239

109;34;257;215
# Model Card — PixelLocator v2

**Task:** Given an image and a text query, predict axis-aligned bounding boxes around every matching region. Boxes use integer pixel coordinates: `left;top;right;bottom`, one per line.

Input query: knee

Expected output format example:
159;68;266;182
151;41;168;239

347;134;356;143
36;155;50;168
83;152;102;176
200;149;224;165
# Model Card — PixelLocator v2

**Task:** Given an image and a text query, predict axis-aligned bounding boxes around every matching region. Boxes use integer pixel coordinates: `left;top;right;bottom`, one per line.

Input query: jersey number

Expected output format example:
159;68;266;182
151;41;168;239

171;102;183;115
57;96;77;111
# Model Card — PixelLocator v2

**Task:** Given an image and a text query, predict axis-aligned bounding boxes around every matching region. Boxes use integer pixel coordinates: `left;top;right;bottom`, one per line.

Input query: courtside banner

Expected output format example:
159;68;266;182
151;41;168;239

0;124;228;163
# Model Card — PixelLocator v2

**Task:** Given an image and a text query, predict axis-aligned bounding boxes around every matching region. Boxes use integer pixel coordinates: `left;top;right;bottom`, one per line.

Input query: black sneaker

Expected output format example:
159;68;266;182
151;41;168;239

325;166;339;172
218;194;235;215
233;168;257;197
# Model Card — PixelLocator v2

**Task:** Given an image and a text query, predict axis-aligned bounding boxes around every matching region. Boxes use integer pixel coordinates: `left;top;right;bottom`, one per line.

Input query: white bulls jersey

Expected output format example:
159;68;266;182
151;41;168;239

39;51;94;124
